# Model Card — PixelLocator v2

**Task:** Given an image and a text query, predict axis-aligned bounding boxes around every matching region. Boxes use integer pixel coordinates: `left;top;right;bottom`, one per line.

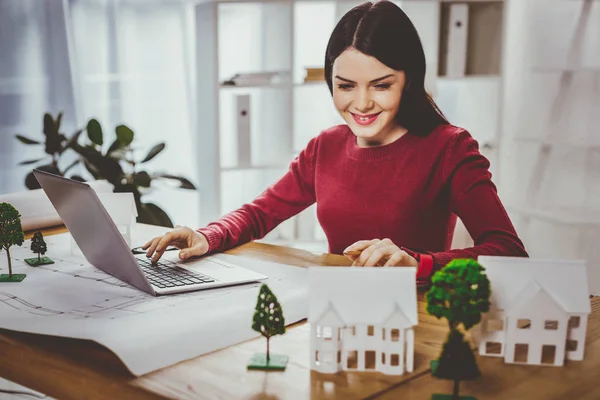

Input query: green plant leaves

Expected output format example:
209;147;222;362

15;135;41;145
44;113;64;155
115;125;134;146
425;258;491;331
141;143;165;163
14;113;196;229
133;171;151;187
18;158;45;166
138;202;173;227
157;174;196;189
86;118;103;146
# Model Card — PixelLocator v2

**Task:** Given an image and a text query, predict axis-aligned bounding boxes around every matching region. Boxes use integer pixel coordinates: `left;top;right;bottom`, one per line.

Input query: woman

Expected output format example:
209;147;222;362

143;0;527;281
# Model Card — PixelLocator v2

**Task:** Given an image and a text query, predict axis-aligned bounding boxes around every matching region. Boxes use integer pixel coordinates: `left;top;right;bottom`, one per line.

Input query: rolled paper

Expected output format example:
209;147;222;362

0;180;113;231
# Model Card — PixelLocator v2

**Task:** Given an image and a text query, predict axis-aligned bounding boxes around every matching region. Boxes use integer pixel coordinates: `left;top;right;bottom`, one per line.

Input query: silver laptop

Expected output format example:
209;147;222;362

33;169;267;296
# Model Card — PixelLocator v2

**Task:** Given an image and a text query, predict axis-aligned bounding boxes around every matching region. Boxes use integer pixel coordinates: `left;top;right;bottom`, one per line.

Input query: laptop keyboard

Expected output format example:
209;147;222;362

137;258;216;289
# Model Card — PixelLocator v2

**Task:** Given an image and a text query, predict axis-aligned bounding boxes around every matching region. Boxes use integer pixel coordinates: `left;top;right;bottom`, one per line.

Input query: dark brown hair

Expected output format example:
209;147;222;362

324;0;448;136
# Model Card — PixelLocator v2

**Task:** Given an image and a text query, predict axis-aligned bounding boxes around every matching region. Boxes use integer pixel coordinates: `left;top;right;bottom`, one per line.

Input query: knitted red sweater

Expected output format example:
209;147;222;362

198;124;528;279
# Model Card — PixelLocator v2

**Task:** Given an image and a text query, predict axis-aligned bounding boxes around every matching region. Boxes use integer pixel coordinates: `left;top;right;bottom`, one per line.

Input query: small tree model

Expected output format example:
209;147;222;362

247;283;288;371
426;258;491;400
0;203;26;282
24;231;54;266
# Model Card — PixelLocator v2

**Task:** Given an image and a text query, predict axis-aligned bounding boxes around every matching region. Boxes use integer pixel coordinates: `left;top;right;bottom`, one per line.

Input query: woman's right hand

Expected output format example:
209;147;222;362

141;226;209;263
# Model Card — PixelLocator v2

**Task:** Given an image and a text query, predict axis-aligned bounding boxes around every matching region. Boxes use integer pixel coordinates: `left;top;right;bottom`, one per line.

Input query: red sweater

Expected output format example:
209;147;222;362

198;124;528;279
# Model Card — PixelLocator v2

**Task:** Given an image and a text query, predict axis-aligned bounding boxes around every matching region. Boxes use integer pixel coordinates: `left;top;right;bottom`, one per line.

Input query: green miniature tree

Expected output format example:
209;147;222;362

0;203;26;282
247;283;288;370
426;258;491;400
24;231;54;266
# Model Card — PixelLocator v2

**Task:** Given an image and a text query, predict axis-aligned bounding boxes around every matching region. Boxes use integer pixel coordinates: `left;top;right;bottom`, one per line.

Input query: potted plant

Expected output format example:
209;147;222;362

15;113;196;227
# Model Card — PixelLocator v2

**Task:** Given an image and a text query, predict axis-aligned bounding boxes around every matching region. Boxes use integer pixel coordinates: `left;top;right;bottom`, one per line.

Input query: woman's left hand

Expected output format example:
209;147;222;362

343;238;418;267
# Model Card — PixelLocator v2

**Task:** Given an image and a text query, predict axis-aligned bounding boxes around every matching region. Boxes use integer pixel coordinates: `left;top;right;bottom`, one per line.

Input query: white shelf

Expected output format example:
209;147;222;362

531;66;600;74
219;82;291;89
514;136;600;150
508;205;600;227
294;80;326;87
221;164;288;171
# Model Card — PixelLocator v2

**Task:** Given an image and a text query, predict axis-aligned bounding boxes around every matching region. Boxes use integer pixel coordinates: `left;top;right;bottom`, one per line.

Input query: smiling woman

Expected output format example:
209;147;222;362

142;0;528;281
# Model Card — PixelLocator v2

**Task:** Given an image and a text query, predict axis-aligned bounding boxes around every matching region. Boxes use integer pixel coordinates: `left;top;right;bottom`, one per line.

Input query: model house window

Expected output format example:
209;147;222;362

382;328;386;340
365;351;376;369
347;350;358;369
391;329;400;341
390;354;400;366
566;340;578;351
541;345;556;364
569;316;581;328
323;326;333;340
514;343;529;362
517;319;531;329
487;318;503;331
485;341;502;354
367;325;375;336
381;353;386;364
544;320;559;330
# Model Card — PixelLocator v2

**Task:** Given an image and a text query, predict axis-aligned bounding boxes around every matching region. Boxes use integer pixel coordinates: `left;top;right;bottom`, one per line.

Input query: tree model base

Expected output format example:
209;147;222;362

24;256;55;266
0;274;26;282
431;394;477;400
247;353;288;371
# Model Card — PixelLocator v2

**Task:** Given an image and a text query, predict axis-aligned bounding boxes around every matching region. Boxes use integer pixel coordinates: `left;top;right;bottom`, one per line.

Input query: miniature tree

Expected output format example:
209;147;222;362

426;258;491;400
0;203;26;282
247;283;288;370
24;231;54;266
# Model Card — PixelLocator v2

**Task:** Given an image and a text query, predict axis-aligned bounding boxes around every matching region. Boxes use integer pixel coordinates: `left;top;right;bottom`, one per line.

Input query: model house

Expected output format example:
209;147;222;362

308;266;417;375
476;256;590;366
70;192;138;254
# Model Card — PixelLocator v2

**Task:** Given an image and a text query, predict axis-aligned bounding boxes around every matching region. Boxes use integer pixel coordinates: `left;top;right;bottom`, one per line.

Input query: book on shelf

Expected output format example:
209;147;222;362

304;67;325;82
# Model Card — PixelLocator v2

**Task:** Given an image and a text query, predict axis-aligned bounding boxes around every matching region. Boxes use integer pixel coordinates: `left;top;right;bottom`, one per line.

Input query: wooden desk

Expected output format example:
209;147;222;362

1;228;598;400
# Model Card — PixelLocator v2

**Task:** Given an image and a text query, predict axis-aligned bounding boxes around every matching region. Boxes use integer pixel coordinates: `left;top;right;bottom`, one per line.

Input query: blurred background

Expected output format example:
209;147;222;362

0;0;599;291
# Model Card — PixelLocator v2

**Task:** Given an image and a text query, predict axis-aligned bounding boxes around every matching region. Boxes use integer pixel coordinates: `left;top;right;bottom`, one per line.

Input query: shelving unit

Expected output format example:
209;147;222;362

502;0;600;293
192;0;506;249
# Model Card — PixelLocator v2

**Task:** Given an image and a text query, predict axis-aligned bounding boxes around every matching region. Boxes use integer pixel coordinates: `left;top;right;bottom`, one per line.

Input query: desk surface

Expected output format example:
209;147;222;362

0;227;599;400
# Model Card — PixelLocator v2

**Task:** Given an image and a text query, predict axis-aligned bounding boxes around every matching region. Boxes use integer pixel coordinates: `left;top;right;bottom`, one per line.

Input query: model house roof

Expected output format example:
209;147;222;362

307;266;418;326
478;256;591;314
508;281;570;317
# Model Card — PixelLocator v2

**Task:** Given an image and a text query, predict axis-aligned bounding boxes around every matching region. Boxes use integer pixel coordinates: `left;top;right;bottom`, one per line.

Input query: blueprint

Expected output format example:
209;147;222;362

0;225;309;376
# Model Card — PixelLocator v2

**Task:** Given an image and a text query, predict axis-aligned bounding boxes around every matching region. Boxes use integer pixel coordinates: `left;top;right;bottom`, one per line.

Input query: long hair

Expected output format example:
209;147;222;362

324;0;448;136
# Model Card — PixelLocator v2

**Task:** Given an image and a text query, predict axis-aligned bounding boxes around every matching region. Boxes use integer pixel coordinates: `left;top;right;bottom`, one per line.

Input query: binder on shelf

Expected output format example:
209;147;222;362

236;94;252;168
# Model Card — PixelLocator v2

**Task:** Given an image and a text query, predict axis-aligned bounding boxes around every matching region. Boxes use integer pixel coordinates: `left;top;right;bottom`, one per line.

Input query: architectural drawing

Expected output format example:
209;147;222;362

308;267;417;375
476;256;590;366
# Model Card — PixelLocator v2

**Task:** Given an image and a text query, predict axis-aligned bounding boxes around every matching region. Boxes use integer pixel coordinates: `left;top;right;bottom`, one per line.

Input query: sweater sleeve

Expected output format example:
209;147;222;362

426;130;528;273
196;136;318;254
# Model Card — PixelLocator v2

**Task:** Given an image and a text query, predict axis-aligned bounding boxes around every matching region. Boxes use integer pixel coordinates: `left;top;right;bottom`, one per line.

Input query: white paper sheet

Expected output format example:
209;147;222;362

0;225;308;376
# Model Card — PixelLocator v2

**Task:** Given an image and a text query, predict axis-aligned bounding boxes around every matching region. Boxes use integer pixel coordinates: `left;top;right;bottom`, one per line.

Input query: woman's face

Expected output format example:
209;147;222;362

332;48;406;146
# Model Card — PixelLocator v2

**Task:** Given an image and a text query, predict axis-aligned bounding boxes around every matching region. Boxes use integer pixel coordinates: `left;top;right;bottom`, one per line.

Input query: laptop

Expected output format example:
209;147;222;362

33;169;267;296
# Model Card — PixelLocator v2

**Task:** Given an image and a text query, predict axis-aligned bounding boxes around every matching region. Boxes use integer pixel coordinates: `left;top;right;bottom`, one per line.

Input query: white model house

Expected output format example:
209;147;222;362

308;266;417;375
70;192;138;254
476;256;590;367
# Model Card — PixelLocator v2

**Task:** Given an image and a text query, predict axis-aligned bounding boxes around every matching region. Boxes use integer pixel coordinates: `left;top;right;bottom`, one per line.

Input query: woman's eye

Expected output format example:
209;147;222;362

337;84;354;90
374;83;392;90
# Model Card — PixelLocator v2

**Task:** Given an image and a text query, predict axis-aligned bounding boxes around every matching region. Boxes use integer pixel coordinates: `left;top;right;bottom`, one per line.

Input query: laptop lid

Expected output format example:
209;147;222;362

33;169;156;295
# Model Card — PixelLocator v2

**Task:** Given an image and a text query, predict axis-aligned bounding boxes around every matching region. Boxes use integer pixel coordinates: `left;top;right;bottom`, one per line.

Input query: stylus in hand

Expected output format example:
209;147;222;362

131;246;178;255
